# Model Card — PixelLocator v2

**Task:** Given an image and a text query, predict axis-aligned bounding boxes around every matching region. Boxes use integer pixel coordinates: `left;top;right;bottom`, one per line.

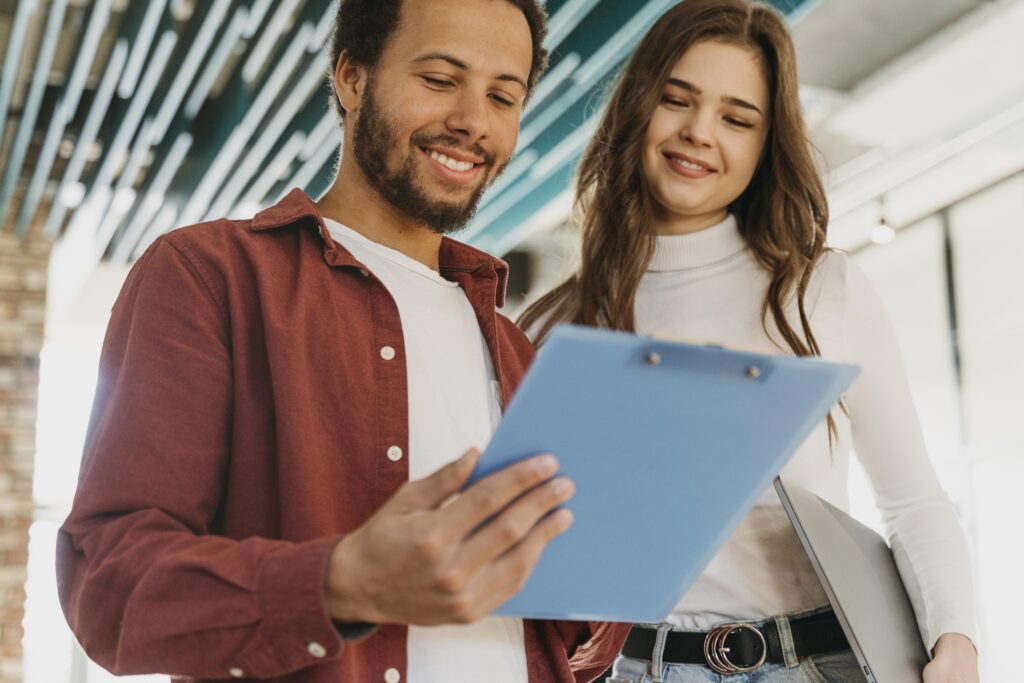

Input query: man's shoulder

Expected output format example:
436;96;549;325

154;212;316;276
161;216;279;260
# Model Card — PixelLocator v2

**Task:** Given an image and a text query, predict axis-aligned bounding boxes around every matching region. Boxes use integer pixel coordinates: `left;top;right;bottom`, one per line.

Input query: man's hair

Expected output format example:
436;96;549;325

329;0;549;119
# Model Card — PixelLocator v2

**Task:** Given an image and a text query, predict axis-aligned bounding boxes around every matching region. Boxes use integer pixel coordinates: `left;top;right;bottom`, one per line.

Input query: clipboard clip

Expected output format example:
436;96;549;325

644;349;765;382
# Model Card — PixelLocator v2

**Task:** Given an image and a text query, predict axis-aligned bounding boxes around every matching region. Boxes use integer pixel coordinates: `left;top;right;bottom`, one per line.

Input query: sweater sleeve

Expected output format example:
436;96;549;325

841;256;978;652
56;237;351;679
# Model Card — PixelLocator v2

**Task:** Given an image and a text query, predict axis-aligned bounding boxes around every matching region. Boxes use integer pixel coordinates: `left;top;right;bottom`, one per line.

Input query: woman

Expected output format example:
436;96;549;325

520;1;979;681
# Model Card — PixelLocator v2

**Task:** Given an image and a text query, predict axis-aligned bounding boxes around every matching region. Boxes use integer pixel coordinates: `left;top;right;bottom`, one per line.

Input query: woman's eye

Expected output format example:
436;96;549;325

661;95;688;107
725;117;754;129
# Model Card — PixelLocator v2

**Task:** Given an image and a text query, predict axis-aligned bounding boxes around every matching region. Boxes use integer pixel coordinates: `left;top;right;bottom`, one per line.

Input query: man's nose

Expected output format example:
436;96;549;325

445;91;490;141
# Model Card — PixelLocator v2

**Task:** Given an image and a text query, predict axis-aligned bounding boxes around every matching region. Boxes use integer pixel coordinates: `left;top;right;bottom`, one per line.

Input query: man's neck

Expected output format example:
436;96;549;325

316;163;444;271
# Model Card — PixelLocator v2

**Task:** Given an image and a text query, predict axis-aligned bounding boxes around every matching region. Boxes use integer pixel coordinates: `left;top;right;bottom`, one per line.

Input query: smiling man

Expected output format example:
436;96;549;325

55;0;629;681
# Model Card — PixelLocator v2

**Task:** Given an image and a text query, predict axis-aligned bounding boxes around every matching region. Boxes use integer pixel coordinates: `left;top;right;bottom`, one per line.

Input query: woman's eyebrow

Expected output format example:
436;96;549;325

666;77;763;116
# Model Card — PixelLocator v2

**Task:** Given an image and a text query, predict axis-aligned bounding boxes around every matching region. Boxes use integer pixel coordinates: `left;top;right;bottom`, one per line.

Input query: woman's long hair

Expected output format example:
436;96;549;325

518;0;840;441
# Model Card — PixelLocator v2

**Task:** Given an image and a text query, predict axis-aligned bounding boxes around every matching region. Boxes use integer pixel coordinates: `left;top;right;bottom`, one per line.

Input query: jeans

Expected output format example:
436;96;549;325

608;609;865;683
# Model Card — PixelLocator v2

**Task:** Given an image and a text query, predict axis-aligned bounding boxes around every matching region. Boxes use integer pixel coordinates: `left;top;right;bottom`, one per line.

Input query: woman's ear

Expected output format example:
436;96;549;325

334;50;366;114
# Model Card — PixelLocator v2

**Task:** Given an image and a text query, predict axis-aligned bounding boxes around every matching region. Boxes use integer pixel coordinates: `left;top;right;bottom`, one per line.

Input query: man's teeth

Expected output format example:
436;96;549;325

428;150;476;172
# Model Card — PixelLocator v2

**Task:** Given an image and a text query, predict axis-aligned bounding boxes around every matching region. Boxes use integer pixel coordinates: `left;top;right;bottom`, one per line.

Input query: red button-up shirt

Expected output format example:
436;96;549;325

56;190;629;682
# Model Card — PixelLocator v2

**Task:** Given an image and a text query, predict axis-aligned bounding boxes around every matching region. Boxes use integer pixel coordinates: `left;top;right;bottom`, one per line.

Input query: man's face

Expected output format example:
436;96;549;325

348;0;533;234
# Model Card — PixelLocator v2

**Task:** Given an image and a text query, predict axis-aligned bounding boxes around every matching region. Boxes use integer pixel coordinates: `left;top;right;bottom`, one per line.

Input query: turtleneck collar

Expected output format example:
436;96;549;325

647;214;747;272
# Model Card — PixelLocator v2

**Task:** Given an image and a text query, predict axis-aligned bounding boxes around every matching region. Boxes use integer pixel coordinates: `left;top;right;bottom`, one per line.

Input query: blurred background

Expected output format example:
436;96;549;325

0;0;1022;681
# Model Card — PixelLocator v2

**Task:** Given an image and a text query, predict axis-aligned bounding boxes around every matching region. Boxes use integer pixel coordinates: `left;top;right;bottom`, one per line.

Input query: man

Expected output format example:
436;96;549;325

56;0;630;681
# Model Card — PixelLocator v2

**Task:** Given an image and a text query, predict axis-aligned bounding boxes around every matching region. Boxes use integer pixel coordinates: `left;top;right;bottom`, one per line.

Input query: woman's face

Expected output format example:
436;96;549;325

642;40;770;234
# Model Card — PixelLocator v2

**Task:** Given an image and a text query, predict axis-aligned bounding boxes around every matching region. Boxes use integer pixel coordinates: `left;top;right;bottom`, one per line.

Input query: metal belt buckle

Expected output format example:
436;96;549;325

703;622;767;674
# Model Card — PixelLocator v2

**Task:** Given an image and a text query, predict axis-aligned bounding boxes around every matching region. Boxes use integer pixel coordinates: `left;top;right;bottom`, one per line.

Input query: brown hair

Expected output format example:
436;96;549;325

519;0;841;441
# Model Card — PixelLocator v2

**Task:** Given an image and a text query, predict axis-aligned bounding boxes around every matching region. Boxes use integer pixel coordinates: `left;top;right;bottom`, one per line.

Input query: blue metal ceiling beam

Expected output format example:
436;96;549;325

15;0;112;237
150;0;233;145
0;0;68;229
243;0;303;83
181;20;315;225
44;40;129;238
117;0;169;99
78;31;177;243
0;0;38;184
207;50;328;219
113;131;192;263
184;6;250;118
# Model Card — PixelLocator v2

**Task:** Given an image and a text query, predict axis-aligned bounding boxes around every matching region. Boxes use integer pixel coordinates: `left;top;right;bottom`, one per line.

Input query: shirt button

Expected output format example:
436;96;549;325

307;641;327;658
387;446;403;462
384;668;401;683
380;346;396;361
229;668;244;678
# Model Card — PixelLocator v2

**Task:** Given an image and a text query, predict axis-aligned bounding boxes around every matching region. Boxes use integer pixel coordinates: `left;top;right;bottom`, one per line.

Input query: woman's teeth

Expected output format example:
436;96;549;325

675;158;707;171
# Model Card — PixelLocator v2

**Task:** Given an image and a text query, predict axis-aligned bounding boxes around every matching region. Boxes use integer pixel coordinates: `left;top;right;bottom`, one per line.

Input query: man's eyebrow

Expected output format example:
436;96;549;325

411;52;528;91
666;77;763;116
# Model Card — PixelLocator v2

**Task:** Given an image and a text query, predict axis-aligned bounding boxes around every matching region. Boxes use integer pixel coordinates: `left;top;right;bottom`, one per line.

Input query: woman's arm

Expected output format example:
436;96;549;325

839;256;978;678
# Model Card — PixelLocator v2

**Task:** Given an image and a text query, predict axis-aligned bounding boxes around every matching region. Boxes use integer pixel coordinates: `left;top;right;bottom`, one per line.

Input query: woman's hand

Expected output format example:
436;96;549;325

923;633;978;683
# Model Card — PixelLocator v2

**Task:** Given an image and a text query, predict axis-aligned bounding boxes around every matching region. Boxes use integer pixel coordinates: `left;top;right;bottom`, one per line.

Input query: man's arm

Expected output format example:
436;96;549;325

58;236;576;678
57;237;349;679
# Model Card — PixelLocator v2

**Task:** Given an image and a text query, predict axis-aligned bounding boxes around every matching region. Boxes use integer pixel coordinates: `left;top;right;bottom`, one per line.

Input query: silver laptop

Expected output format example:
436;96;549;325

775;477;930;683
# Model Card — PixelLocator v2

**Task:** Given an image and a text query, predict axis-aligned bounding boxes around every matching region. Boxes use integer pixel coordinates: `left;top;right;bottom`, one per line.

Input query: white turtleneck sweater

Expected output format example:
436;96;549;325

633;214;976;650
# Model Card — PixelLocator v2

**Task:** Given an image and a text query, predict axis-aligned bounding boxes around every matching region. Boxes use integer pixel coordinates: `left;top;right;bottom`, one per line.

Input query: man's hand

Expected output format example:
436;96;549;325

923;633;978;683
324;448;574;626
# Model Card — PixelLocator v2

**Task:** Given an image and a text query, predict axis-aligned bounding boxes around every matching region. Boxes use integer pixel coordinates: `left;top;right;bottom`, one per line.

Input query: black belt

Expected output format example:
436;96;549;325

621;610;850;675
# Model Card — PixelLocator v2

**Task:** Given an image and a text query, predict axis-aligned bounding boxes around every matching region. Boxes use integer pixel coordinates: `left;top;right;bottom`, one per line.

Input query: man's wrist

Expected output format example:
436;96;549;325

324;536;374;623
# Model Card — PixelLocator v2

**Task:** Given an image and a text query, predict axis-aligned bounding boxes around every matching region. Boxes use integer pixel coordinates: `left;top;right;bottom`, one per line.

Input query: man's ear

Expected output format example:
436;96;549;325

335;50;367;114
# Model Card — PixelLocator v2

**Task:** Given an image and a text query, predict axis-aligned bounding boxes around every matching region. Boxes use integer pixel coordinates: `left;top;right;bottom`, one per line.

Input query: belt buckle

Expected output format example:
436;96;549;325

703;623;767;674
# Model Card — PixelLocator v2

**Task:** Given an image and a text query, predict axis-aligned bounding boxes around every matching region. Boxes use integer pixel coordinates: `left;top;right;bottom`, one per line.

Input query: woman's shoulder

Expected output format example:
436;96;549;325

810;249;892;336
811;249;880;302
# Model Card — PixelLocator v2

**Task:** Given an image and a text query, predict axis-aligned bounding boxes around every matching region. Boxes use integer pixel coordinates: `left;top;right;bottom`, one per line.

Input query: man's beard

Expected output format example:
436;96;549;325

352;80;503;235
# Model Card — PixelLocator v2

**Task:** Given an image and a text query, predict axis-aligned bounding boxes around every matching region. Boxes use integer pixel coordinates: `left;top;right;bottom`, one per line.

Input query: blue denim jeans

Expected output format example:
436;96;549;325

609;609;865;683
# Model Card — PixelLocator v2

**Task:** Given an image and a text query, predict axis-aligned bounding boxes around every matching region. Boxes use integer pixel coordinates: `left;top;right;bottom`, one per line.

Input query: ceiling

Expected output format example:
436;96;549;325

4;0;1021;278
0;0;810;265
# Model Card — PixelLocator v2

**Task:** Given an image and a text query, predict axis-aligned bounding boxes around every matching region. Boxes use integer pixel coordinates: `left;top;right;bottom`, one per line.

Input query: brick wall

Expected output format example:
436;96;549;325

0;228;50;683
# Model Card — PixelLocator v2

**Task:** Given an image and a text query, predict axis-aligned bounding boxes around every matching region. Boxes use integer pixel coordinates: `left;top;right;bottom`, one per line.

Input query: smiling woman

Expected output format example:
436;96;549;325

520;1;979;682
642;40;770;235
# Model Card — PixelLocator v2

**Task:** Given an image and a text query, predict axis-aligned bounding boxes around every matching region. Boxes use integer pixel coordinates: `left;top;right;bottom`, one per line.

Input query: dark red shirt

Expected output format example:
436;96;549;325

56;190;628;682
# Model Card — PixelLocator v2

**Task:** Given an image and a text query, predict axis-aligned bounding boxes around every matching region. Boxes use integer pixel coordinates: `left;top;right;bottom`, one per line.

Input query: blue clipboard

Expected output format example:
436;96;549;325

469;324;859;622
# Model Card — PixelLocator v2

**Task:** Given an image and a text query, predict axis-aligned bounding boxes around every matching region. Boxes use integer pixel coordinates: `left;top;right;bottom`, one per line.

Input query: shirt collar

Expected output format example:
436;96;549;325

249;188;510;307
647;214;747;272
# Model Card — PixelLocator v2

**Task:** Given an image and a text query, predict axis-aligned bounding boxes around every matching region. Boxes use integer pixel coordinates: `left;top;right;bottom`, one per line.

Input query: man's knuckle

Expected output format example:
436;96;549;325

447;594;475;623
495;517;524;544
434;568;465;595
415;532;446;560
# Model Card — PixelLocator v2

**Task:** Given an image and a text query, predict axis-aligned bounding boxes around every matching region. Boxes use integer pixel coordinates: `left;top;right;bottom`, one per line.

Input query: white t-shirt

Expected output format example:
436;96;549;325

632;214;976;650
324;218;527;683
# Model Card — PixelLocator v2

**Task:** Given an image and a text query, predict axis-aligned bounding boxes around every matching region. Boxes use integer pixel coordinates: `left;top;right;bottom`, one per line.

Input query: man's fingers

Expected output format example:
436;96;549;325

438;454;560;538
483;507;575;606
397;448;480;510
458;476;575;570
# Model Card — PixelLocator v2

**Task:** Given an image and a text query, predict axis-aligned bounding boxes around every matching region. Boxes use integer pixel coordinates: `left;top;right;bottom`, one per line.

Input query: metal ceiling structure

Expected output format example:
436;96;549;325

0;0;811;267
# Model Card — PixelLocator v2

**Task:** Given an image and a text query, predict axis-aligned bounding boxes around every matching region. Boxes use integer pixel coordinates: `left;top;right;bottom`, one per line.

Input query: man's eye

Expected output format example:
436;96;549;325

491;94;515;107
422;76;453;87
